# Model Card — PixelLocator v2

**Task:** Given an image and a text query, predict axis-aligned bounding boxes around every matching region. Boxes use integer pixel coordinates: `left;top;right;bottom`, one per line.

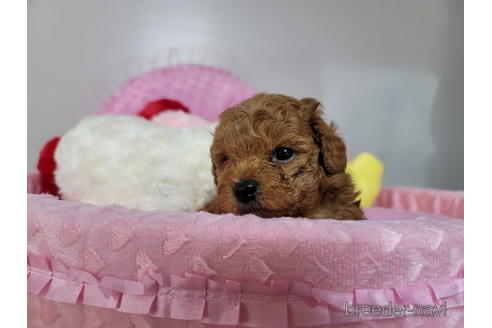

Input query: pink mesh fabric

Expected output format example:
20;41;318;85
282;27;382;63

98;64;257;121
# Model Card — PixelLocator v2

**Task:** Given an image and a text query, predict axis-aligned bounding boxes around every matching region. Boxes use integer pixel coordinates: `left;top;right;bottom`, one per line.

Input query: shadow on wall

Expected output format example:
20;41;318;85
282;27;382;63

321;68;440;189
427;0;463;190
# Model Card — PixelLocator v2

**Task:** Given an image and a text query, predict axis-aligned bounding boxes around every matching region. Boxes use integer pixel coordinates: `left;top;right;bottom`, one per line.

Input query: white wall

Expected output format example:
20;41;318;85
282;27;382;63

28;0;463;190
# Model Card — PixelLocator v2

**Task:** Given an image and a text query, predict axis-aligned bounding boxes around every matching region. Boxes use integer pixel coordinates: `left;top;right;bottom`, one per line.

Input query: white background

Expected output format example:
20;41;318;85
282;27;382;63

27;0;463;189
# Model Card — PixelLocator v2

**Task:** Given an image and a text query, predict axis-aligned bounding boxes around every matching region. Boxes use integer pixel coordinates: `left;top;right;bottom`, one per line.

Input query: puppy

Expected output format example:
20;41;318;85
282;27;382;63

203;93;365;220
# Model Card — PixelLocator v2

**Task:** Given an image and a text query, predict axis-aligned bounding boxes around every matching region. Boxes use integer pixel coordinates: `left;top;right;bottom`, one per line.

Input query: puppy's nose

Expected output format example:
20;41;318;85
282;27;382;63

234;179;258;203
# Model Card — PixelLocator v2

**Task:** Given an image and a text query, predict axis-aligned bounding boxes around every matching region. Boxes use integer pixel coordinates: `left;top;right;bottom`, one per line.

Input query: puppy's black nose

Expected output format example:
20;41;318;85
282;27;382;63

234;179;258;203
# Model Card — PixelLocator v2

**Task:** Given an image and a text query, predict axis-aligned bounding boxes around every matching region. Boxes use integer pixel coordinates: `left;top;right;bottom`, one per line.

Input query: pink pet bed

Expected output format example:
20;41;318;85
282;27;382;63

27;65;464;328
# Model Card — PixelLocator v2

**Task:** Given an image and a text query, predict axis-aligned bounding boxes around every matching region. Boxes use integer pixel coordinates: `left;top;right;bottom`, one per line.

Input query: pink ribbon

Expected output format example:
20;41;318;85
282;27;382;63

27;252;464;327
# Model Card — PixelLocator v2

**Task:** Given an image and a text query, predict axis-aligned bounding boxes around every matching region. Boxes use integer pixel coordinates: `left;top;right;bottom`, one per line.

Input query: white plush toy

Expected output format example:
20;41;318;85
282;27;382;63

54;112;217;212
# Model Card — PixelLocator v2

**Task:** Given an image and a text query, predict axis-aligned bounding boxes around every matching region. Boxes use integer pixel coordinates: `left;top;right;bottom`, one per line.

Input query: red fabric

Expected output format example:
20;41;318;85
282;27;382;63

36;136;61;196
137;98;189;120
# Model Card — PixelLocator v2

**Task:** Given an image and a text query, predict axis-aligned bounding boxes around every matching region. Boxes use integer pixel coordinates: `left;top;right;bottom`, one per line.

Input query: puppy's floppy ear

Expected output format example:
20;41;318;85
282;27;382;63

300;98;347;175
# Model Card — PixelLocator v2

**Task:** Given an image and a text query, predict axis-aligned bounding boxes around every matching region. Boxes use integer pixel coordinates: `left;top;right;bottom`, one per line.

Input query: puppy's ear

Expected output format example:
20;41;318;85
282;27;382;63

300;98;347;175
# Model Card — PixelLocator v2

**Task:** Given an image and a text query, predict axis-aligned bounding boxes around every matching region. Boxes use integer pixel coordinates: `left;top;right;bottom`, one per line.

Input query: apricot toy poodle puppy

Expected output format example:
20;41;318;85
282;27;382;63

203;93;365;220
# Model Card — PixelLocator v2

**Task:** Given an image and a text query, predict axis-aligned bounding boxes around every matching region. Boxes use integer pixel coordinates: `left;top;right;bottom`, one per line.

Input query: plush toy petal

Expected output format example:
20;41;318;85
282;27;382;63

346;152;384;208
137;98;189;120
36;136;61;196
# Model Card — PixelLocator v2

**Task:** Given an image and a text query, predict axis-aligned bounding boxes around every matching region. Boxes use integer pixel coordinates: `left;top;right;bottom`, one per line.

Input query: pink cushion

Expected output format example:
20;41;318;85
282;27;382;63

27;173;463;327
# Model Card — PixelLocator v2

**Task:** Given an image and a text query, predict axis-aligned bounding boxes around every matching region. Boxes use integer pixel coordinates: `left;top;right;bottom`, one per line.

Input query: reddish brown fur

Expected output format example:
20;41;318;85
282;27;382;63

203;93;365;220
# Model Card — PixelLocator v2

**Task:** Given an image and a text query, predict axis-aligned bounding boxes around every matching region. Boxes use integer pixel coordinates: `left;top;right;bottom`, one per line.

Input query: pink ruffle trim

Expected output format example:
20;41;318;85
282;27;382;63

27;252;463;327
374;186;464;219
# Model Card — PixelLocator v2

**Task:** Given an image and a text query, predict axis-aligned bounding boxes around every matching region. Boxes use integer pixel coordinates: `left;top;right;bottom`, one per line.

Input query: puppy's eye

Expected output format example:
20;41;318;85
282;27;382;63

272;147;295;163
221;156;229;165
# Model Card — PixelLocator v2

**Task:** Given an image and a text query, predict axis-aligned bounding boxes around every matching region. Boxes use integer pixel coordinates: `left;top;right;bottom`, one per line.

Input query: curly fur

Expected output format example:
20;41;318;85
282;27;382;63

203;93;365;220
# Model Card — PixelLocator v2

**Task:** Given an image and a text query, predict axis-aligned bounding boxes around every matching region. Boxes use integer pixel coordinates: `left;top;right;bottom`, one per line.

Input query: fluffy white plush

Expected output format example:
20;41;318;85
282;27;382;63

55;115;216;212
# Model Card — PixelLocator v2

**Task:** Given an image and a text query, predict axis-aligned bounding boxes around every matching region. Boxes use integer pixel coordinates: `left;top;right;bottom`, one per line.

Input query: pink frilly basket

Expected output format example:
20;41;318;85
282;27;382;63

27;64;464;328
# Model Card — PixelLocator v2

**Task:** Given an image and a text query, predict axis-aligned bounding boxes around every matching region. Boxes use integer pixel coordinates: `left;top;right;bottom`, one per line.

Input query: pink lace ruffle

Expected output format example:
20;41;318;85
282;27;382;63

28;252;463;327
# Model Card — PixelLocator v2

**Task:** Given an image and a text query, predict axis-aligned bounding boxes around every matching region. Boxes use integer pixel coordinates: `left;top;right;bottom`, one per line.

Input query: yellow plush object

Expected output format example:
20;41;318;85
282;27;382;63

346;152;384;207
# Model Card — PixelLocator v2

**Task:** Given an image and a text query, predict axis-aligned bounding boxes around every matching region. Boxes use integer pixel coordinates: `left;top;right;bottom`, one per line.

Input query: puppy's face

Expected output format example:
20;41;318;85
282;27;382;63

206;93;348;218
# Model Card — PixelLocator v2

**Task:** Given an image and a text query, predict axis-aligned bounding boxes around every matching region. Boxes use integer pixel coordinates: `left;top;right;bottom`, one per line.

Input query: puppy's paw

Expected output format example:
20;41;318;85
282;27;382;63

201;198;223;214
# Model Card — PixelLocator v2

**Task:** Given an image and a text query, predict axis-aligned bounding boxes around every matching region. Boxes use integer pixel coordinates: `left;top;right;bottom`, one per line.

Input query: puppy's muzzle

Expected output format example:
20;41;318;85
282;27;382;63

234;179;258;203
